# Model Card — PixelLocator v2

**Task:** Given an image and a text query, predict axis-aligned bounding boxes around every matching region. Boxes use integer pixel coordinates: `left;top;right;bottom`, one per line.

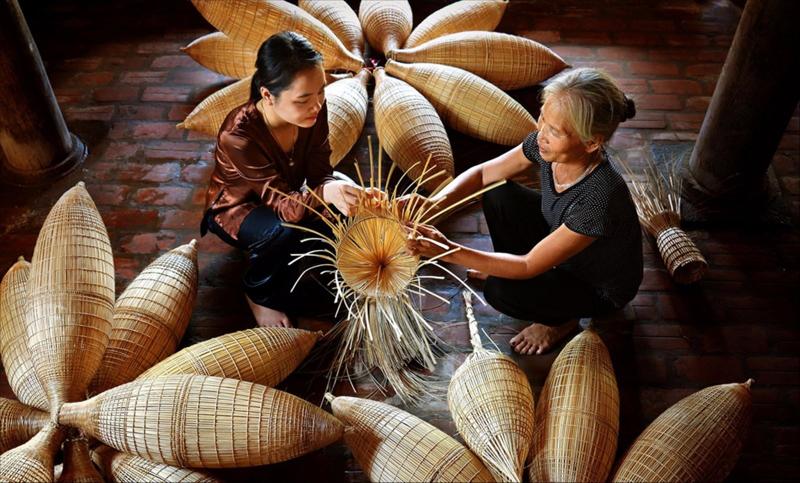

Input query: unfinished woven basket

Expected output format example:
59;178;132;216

359;0;412;54
385;60;536;146
0;422;65;482
58;375;343;469
405;0;508;49
655;226;708;284
25;182;115;413
136;327;321;387
612;380;753;482
0;397;49;453
181;31;257;79
529;329;620;482
59;432;104;483
328;394;493;482
373;68;454;193
177;76;250;136
0;257;48;411
88;240;199;395
389;31;568;90
299;0;364;58
92;445;220;483
191;0;362;72
327;69;369;167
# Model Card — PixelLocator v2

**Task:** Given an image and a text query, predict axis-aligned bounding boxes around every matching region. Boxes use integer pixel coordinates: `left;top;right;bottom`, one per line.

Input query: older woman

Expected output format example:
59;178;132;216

406;68;643;354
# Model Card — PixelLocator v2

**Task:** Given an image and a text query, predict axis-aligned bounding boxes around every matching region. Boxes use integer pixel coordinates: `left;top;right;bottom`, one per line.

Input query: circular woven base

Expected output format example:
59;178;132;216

656;227;708;284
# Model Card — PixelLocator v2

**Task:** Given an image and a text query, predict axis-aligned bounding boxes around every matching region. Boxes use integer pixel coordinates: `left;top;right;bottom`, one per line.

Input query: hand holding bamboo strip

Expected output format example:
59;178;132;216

88;240;199;395
59;375;343;468
612;380;753;482
0;257;49;411
327;69;370;167
176;76;250;136
529;329;620;482
92;445;221;483
136;327;321;387
181;32;257;79
298;0;364;58
25;182;115;414
0;421;66;482
0;397;49;453
58;431;104;483
404;0;508;49
359;0;412;54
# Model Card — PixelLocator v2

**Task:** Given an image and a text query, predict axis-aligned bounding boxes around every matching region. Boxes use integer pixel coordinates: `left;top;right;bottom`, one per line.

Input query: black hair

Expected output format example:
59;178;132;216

249;31;324;102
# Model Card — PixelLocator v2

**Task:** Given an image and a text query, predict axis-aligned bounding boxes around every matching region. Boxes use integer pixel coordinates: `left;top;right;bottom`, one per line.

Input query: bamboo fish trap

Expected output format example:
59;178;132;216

389;31;568;91
529;329;620;482
385;60;536;146
0;397;49;453
358;0;412;54
58;375;343;468
0;421;65;483
405;0;508;49
448;291;535;482
92;445;221;483
25;182;115;414
612;380;753;482
88;240;199;395
299;0;364;59
58;431;104;483
327;394;494;482
191;0;363;72
0;257;49;411
137;327;321;387
373;68;454;193
181;32;257;79
327;69;370;168
176;76;250;137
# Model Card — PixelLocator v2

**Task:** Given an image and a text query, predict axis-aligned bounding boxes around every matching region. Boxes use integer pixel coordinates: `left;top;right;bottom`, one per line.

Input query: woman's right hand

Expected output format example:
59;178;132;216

323;180;362;216
396;193;437;221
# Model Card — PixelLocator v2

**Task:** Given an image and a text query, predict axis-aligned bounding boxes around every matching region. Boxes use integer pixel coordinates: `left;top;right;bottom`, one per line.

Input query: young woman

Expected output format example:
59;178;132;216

406;68;643;355
202;32;362;328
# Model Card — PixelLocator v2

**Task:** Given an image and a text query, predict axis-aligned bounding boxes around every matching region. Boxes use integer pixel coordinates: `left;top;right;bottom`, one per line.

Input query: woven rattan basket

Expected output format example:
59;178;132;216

328;394;493;482
655;226;708;284
92;445;220;483
59;375;343;468
327;69;369;167
25;182;115;413
385;60;535;146
405;0;508;49
181;32;257;79
299;0;364;58
529;329;620;482
0;257;48;411
359;0;412;54
389;31;568;90
612;380;753;482
136;327;321;387
88;240;199;395
177;76;250;136
0;397;49;453
191;0;362;72
0;422;65;482
373;68;454;193
59;432;104;483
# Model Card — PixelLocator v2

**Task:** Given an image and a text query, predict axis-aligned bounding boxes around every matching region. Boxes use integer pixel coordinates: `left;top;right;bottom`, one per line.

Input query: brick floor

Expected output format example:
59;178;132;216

1;0;798;481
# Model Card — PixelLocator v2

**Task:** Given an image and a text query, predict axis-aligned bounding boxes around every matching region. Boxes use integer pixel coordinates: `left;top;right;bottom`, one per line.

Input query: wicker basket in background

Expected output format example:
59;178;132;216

655;226;708;284
0;422;66;482
359;0;412;54
0;398;49;454
92;445;221;483
299;0;364;58
58;431;104;483
327;69;370;167
405;0;508;49
181;32;257;79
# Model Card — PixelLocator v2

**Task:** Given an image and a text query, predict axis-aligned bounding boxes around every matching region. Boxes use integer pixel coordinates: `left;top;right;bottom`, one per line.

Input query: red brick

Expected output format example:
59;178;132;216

119;232;179;254
667;112;705;130
85;185;130;205
640;268;674;290
685;63;722;79
161;209;203;229
595;47;648;61
120;71;169;84
629;19;677;32
571;61;624;76
560;31;612;44
553;46;595;60
685;96;712;112
87;161;116;181
622;111;667;129
113;256;141;284
633;323;684;337
665;34;711;47
61;57;102;71
133;187;191;206
638;387;696;420
518;30;561;43
649;79;702;95
647;49;700;61
133;122;181;140
746;357;800;372
136;41;184;54
611;32;663;47
634;94;682;110
101;142;140;160
102;209;160;228
697;49;730;63
634;356;669;384
169;70;228;85
151;55;199;69
64;105;115;122
142;86;193;102
72;71;115;86
94;86;140;102
116;105;167;120
54;87;85;104
628;61;679;76
102;56;151;70
673;355;745;384
196;235;236;254
751;371;800;386
181;162;213;183
615;78;650;94
186;130;216;141
700;325;770;354
144;142;207;161
633;336;691;351
168;104;195;122
117;162;180;183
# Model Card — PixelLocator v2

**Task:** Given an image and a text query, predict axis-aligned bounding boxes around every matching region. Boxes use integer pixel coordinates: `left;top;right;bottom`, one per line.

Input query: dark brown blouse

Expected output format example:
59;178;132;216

204;101;334;240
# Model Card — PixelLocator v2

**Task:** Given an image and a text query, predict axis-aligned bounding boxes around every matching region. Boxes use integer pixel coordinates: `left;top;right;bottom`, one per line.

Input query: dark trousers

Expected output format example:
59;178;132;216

482;182;614;325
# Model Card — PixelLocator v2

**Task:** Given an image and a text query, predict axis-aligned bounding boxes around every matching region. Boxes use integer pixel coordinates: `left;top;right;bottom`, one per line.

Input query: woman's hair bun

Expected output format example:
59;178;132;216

623;95;636;121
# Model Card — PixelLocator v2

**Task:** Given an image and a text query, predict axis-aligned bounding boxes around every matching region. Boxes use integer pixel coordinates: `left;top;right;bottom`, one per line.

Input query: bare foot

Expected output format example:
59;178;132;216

246;295;292;328
509;319;579;355
466;269;489;281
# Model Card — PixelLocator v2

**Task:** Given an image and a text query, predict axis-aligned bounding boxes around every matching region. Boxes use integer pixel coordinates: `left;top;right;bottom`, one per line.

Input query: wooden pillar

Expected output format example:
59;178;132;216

682;0;800;214
0;0;86;185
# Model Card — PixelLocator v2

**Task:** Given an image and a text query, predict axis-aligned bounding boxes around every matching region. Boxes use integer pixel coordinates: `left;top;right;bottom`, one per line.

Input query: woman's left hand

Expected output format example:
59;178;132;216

405;223;453;258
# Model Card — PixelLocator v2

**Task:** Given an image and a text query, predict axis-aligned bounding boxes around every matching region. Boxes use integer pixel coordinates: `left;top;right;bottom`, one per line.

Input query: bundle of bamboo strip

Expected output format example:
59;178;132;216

88;240;199;395
181;32;257;79
327;394;493;482
529;329;620;482
404;0;508;49
448;291;535;482
612;380;753;482
0;422;65;482
358;0;412;54
327;69;370;167
92;445;220;483
0;398;49;453
58;431;103;483
176;76;250;137
299;0;364;58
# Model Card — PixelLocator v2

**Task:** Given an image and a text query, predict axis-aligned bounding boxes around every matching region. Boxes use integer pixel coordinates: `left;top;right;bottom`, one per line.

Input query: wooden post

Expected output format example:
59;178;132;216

682;0;800;215
0;0;86;185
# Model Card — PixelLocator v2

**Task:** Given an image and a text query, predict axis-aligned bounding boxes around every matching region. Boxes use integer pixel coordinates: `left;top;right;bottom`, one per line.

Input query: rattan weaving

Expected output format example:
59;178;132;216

0;397;49;453
0;422;65;482
92;444;220;482
299;0;364;58
655;227;708;284
58;431;104;482
359;0;412;54
177;76;250;136
182;31;257;79
405;0;508;49
327;69;370;167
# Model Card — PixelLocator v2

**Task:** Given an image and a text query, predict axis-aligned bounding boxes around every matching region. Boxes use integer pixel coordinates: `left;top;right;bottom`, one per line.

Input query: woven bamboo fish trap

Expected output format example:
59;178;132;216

327;69;369;167
92;445;220;483
385;60;536;146
389;31;568;91
58;432;104;483
328;394;494;482
373;68;454;193
181;32;257;79
529;329;620;483
191;0;362;72
359;0;412;54
299;0;364;59
448;292;535;482
177;76;250;136
88;240;199;395
612;380;753;482
58;375;343;468
136;327;320;387
405;0;508;49
25;182;115;413
0;397;49;453
0;422;65;483
0;257;49;411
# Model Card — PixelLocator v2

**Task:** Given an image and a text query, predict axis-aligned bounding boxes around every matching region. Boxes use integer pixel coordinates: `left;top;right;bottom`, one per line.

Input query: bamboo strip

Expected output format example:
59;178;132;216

299;0;364;58
327;69;370;167
92;445;221;482
0;397;49;453
0;422;66;482
359;0;412;54
177;77;250;136
405;0;508;49
58;431;104;483
181;32;257;79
